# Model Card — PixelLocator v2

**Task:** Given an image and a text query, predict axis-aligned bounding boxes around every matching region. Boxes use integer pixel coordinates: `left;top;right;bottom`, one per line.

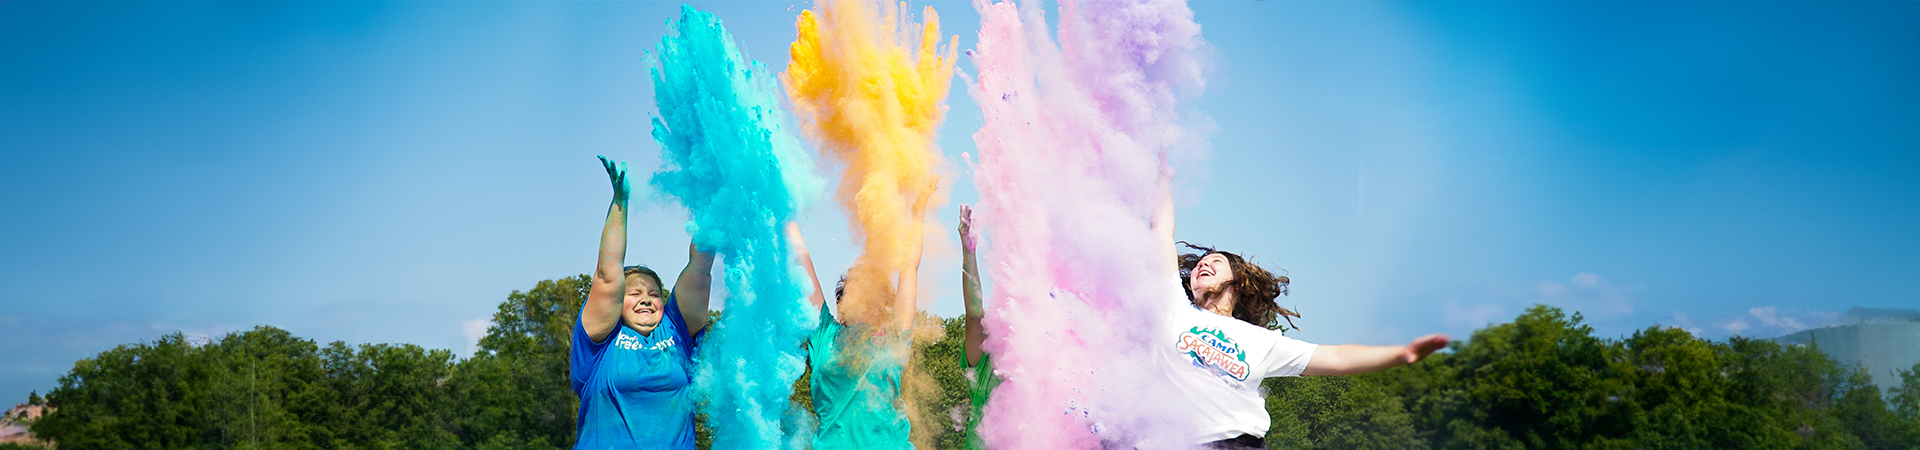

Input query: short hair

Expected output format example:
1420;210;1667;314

1177;242;1300;330
622;265;666;295
834;272;849;302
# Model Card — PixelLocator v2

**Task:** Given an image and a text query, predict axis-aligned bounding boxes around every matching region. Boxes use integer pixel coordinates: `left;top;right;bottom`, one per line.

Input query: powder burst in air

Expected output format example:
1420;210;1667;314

966;0;1212;448
649;6;823;449
784;0;958;447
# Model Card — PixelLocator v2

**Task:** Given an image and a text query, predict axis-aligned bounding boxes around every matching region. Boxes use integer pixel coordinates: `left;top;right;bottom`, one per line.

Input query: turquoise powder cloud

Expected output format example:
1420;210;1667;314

648;6;822;449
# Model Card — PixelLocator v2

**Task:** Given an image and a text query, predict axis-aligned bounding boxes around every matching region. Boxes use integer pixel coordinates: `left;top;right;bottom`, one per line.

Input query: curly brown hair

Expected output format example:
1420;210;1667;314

1177;242;1300;331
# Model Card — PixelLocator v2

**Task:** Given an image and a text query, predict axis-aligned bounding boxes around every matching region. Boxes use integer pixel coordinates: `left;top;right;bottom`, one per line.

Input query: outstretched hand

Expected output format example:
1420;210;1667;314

911;178;939;221
598;155;629;204
957;204;976;253
1403;334;1450;364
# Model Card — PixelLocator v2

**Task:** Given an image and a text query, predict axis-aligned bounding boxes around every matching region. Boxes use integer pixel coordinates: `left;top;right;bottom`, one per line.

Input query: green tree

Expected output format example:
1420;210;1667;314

1830;367;1909;450
1722;337;1873;449
198;326;330;450
449;275;587;450
1891;363;1920;448
1264;373;1424;450
33;332;220;449
910;314;970;450
1612;326;1777;449
31;326;357;450
1418;305;1633;449
1896;363;1920;422
321;341;463;449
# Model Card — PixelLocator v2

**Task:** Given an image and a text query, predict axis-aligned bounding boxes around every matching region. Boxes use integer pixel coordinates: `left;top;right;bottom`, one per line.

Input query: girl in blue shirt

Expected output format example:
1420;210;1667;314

569;157;716;450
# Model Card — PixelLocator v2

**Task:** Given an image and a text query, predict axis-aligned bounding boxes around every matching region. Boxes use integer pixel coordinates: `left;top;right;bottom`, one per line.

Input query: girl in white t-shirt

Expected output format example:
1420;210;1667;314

1150;193;1450;449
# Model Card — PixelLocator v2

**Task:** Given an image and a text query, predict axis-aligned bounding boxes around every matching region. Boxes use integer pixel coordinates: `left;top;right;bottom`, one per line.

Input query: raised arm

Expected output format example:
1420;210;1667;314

894;182;936;331
1302;334;1450;376
787;222;827;308
959;205;987;366
582;156;631;344
674;243;717;335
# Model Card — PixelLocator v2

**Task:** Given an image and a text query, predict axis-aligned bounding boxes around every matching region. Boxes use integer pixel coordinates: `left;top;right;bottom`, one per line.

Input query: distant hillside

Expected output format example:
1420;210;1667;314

1776;307;1920;393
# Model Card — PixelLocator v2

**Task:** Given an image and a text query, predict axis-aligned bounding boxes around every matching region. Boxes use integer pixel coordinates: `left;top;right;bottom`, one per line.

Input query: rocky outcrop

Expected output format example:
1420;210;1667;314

0;403;46;444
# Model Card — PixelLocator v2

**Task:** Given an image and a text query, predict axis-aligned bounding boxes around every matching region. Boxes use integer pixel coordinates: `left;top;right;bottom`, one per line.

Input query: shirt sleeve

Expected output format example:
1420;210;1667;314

662;291;699;358
965;352;993;385
960;343;979;369
808;303;839;358
570;305;613;395
1258;330;1319;378
1166;273;1191;308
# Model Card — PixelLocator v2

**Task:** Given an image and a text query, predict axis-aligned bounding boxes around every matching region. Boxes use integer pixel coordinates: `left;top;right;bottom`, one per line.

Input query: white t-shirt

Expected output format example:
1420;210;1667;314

1157;278;1319;444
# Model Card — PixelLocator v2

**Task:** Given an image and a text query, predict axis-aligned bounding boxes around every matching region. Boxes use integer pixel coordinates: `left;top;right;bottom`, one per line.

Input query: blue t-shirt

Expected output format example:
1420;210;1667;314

569;292;701;450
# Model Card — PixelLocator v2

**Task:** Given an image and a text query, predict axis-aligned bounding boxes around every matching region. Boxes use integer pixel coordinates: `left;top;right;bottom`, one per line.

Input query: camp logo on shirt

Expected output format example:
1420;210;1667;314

614;333;677;351
1176;326;1250;383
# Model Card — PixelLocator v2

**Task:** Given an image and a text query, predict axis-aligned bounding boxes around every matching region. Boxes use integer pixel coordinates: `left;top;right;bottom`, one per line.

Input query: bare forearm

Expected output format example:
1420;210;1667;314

964;315;986;366
676;243;717;333
962;250;983;318
895;230;925;330
583;201;628;342
894;264;919;331
898;182;933;331
1303;344;1409;376
594;203;628;283
961;246;986;364
787;223;826;308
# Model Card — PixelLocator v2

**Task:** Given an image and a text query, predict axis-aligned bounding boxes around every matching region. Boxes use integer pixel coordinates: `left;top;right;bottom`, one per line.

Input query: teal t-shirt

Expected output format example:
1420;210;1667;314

569;293;699;450
962;352;1000;450
807;304;911;450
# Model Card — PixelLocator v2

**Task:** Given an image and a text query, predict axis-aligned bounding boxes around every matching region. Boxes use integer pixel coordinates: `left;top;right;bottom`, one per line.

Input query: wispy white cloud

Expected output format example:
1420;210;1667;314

1666;311;1704;336
461;318;491;357
1532;272;1635;320
1721;318;1750;334
1710;306;1840;337
1747;306;1837;336
1443;302;1506;330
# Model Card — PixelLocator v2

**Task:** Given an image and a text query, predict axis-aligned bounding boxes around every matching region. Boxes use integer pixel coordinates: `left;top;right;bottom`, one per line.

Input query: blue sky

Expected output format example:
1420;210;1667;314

2;0;1915;400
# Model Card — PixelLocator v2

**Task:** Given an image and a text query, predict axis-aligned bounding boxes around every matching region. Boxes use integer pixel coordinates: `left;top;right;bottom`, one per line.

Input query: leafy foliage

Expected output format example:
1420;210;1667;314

911;314;972;450
1339;305;1920;450
447;275;588;449
30;326;460;450
1264;374;1424;450
25;278;1919;450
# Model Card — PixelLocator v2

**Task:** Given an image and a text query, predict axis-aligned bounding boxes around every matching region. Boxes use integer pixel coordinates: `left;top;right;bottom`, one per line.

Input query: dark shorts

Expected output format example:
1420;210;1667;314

1204;434;1265;450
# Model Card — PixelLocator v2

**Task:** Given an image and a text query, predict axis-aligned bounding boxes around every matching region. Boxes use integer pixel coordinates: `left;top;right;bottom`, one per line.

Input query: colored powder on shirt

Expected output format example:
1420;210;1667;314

807;305;912;449
962;353;1001;450
783;1;956;446
648;6;823;449
965;0;1213;448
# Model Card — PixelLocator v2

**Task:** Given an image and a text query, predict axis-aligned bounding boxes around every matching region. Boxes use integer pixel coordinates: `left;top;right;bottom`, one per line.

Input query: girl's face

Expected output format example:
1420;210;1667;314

1188;252;1235;304
622;274;665;334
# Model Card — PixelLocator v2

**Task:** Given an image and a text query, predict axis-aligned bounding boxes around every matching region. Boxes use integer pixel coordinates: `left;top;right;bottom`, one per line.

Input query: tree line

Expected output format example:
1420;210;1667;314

1266;306;1920;450
21;276;1920;449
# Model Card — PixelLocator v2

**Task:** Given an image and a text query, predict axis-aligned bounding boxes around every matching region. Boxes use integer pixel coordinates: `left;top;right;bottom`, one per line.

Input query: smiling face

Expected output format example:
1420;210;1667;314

622;273;666;335
1188;252;1236;305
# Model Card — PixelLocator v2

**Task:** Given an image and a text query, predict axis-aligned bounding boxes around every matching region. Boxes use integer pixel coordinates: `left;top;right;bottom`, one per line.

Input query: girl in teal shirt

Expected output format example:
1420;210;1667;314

785;193;929;450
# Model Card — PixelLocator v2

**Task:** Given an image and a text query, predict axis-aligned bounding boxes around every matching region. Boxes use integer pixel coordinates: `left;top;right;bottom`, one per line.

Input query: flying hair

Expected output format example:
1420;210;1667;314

1177;241;1301;331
